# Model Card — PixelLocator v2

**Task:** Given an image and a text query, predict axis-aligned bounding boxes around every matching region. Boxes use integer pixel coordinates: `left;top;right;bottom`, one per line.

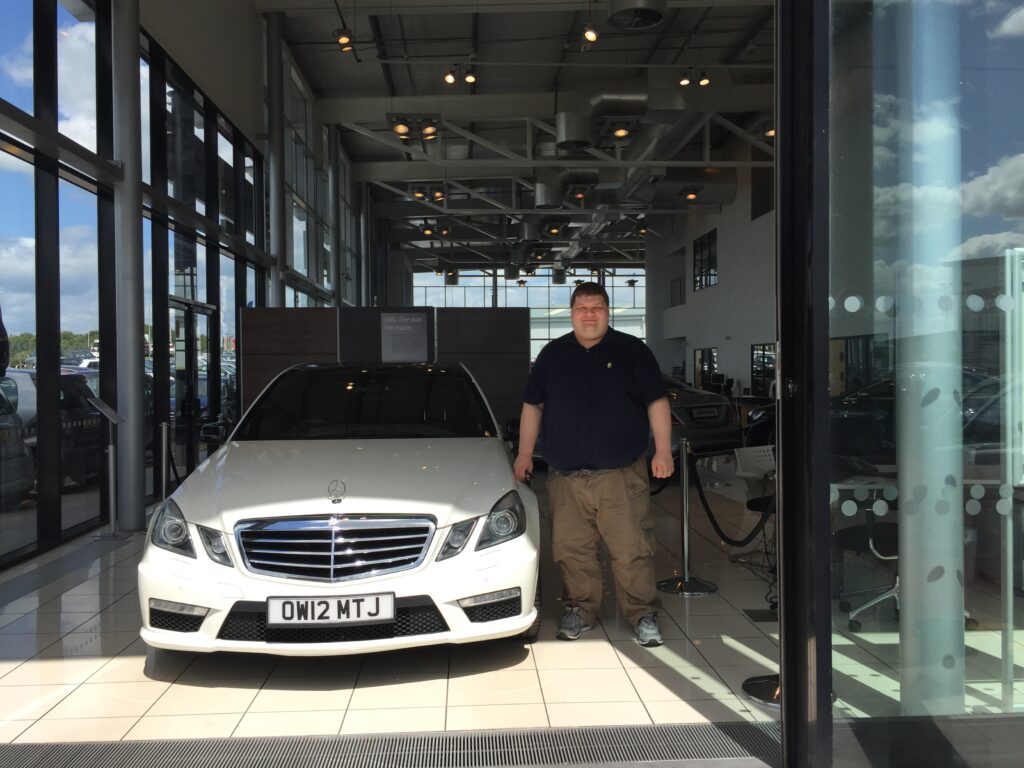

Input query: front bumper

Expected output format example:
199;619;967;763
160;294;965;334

138;518;540;656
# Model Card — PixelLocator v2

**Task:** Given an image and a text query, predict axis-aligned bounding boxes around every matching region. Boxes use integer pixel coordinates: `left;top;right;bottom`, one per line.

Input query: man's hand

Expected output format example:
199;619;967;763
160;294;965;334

514;454;534;482
650;450;674;479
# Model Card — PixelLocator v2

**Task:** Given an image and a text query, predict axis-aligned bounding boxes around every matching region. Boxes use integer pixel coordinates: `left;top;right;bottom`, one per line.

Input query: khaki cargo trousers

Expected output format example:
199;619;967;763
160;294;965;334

547;455;659;627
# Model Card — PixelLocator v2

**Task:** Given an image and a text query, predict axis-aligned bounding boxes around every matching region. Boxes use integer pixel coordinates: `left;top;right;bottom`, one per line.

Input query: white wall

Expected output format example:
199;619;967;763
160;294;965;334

645;164;775;394
141;0;264;144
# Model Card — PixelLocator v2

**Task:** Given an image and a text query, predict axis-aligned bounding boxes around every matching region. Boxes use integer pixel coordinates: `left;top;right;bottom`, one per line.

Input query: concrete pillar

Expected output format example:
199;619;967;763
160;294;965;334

111;0;145;531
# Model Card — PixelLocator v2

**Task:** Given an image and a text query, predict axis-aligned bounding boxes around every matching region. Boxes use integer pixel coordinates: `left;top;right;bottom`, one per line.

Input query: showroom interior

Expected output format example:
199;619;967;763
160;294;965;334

1;1;1023;767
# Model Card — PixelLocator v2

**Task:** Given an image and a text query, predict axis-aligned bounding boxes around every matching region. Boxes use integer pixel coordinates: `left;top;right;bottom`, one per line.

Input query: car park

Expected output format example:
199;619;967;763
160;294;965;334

0;381;35;512
138;362;541;656
3;369;103;488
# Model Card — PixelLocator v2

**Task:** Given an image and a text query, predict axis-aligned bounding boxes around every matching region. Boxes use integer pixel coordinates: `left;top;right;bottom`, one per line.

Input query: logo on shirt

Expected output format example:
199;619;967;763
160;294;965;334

607;362;613;368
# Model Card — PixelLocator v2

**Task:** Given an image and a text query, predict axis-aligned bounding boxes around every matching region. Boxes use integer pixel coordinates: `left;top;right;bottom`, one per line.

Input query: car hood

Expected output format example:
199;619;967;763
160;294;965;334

171;437;520;530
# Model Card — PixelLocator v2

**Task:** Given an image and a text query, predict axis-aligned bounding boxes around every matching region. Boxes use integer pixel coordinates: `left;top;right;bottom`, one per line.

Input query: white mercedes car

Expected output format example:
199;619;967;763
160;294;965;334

138;363;540;656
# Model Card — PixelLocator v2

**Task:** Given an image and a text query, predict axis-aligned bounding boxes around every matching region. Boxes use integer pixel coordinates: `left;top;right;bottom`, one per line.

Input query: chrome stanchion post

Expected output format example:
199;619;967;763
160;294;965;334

657;438;717;596
90;397;127;541
159;421;169;500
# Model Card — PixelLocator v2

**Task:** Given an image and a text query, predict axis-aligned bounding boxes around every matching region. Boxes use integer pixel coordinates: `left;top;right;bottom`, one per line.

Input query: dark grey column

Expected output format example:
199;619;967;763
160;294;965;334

329;125;342;307
112;0;145;531
266;12;287;307
893;1;965;714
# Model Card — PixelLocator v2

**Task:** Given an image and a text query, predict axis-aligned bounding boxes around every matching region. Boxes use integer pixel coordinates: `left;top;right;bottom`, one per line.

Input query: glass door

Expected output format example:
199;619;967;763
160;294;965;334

169;303;212;481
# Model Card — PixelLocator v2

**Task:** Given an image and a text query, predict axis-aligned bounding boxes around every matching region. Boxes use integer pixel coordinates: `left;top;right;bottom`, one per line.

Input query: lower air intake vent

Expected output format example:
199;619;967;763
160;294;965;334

150;608;204;633
217;597;448;643
464;597;521;623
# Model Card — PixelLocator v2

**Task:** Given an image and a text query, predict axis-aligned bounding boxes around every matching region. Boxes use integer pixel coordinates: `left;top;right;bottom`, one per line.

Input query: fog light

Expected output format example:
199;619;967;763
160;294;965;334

458;587;521;608
149;598;209;617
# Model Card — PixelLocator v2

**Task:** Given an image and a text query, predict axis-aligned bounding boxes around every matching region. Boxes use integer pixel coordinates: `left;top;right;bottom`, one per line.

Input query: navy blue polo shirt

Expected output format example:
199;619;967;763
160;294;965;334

523;327;667;471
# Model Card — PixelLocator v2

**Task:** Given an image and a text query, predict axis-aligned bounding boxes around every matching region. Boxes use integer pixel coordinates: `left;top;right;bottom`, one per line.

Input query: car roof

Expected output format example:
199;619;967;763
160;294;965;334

288;362;463;374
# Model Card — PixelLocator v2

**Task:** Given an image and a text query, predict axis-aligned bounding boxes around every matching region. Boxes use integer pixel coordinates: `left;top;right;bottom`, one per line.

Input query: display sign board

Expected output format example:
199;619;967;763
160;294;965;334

381;312;429;363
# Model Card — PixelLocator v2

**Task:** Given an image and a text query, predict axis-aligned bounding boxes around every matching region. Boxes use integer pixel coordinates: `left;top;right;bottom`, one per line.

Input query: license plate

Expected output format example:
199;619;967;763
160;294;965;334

691;407;719;419
266;593;395;627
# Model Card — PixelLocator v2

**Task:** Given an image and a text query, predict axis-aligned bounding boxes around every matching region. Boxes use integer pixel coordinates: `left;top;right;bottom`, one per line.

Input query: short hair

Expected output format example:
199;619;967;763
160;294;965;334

570;282;609;307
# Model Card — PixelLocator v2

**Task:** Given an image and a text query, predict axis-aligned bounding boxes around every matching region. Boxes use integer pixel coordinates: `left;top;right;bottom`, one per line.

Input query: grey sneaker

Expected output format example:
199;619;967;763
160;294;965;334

635;614;663;647
556;606;593;641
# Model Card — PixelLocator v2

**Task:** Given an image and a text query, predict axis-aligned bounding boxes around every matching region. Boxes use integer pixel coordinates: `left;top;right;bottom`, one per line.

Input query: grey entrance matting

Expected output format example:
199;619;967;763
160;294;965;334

0;723;781;768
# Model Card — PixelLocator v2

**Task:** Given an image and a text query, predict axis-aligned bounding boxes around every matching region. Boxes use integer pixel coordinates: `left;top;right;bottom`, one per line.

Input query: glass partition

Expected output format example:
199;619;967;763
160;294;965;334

57;0;96;153
828;0;1024;762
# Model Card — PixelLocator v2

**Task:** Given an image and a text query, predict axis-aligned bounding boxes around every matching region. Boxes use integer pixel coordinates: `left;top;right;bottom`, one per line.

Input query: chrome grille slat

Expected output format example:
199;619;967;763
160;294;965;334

236;516;436;583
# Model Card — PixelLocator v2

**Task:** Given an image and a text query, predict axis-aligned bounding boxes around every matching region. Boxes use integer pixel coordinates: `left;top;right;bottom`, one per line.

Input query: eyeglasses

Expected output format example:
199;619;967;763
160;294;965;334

571;305;609;315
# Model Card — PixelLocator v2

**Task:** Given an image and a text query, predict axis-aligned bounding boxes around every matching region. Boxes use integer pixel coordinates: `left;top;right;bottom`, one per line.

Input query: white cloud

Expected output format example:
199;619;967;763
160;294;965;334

57;22;97;153
873;183;960;244
0;236;37;335
947;231;1024;261
0;31;32;87
991;6;1024;36
0;151;33;176
962;153;1024;219
873;94;961;171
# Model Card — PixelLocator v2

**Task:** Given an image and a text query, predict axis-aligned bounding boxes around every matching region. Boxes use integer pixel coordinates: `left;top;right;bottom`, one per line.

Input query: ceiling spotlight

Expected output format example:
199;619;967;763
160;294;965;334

612;123;630;139
432;189;445;201
517;279;528;287
392;120;411;137
638;227;648;236
765;127;776;138
412;187;426;199
685;191;698;201
439;225;450;237
574;279;584;286
547;223;562;236
698;71;711;87
421;120;438;138
573;190;586;200
679;72;692;87
434;268;443;276
582;24;599;44
335;28;354;52
463;67;477;84
443;69;457;85
422;223;435;236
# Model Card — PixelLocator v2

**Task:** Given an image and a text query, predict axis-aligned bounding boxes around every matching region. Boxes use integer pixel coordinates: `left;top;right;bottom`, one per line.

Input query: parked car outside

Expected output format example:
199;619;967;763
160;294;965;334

661;373;743;455
138;362;541;656
0;380;35;512
4;369;103;487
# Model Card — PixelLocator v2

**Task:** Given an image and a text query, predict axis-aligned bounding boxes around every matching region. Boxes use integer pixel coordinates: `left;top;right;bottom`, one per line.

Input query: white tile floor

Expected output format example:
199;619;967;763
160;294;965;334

10;457;1018;744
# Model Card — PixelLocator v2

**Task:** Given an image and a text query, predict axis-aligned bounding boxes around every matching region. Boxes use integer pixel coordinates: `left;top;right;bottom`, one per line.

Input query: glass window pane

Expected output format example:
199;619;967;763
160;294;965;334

219;253;237;423
140;57;150;185
58;179;100;531
829;1;1023;761
165;71;205;213
291;199;307;277
243;144;256;245
217;130;234;234
57;1;96;153
0;1;33;116
143;218;153;497
0;151;37;558
169;228;197;301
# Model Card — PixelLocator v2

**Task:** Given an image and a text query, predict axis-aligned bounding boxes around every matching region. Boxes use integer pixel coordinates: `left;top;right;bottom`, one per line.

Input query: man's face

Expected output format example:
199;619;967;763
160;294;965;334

570;294;610;347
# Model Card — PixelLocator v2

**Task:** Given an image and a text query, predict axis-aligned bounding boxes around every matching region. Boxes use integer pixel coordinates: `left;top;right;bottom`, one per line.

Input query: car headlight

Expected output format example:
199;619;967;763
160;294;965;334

197;525;233;567
149;498;195;558
437;519;476;561
476;491;527;550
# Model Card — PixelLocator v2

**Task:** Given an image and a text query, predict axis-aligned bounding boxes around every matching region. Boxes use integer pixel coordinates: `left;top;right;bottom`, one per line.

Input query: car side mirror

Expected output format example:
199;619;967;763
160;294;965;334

200;421;229;446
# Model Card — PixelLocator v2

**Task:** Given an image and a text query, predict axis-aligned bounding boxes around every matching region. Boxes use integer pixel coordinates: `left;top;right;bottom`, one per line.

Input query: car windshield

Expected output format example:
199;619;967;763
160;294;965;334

234;366;498;441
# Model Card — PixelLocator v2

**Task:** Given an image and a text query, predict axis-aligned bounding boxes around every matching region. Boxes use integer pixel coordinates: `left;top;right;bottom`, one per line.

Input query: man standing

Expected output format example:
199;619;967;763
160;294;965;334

513;282;673;646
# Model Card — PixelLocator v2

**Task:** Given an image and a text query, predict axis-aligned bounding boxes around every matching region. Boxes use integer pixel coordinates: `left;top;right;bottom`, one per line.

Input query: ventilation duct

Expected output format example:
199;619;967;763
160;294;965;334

556;112;591;150
534;169;601;209
520;219;540;242
554;77;648;149
607;0;668;31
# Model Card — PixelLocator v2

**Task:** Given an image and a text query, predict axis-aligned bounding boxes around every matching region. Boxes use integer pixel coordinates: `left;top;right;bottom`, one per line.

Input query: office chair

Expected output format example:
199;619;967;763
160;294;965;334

730;445;777;576
831;458;899;632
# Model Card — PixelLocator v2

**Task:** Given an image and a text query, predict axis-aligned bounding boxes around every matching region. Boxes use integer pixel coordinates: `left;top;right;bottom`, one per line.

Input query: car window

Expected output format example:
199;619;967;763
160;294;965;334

0;378;15;413
59;375;97;410
234;367;498;441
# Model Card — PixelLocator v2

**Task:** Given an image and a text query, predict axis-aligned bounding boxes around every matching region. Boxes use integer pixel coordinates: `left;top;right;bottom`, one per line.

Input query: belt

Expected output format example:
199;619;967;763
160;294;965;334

555;467;617;478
